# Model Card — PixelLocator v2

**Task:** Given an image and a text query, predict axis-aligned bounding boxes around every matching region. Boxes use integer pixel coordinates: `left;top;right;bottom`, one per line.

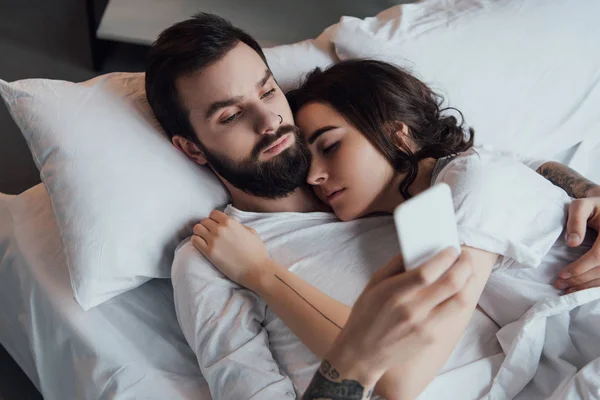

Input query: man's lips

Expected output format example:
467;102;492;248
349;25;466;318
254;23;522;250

262;134;292;155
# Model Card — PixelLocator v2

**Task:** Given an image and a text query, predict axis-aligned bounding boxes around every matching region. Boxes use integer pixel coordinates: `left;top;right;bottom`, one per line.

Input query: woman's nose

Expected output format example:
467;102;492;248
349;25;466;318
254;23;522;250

307;160;327;186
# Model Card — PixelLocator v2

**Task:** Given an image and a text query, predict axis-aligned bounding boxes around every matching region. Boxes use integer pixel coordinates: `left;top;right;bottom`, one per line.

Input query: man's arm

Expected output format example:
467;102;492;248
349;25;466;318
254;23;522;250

537;161;600;198
171;239;296;400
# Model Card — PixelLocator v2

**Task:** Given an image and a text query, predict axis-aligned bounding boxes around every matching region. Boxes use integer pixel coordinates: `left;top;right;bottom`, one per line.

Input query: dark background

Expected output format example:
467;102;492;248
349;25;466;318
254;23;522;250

0;1;145;398
0;0;148;196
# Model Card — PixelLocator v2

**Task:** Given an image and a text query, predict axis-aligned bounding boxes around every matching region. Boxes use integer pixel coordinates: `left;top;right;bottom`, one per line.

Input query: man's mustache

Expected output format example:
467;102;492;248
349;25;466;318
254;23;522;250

252;124;301;159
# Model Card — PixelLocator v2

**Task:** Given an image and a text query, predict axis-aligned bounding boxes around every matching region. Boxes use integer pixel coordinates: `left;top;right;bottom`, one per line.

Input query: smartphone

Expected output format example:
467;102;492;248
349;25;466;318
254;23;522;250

393;183;461;271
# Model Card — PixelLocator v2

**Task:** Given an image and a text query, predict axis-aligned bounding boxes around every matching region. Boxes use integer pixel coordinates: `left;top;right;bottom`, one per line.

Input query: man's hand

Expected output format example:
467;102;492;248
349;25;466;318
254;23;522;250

555;198;600;293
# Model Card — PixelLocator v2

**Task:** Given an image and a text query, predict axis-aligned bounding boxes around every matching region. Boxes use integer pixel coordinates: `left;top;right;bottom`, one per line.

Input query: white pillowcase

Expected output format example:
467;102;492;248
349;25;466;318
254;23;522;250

331;0;600;159
0;36;338;310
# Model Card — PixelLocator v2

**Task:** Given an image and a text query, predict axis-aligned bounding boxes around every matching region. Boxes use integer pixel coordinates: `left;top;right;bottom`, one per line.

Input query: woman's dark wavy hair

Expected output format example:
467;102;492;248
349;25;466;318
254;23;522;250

287;59;474;199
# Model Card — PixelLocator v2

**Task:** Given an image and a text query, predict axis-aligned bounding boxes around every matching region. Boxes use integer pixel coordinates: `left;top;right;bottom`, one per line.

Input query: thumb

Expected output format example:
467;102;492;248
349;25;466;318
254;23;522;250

566;200;592;247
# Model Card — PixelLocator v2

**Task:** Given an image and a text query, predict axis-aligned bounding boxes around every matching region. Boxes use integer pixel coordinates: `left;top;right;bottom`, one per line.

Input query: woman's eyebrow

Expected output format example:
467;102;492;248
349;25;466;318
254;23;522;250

308;125;338;144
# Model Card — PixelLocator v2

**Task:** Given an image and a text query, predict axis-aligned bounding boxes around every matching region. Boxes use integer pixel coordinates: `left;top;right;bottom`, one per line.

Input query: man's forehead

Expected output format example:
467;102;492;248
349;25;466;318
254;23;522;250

177;42;269;110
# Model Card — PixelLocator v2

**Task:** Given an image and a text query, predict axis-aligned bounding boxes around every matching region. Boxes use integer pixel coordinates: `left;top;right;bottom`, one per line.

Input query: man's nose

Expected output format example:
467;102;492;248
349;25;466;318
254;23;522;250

254;106;281;135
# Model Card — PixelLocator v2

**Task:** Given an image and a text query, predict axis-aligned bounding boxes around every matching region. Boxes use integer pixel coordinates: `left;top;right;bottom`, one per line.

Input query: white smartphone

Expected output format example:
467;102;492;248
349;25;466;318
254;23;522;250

394;183;461;271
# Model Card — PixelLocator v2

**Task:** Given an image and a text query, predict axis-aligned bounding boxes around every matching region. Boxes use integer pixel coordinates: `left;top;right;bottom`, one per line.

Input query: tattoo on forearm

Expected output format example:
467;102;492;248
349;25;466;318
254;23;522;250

538;162;598;198
274;275;343;330
303;360;373;400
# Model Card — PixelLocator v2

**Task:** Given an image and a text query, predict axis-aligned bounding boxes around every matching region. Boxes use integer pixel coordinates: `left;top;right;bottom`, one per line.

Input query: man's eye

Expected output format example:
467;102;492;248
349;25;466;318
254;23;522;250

261;88;276;99
220;112;240;125
323;142;340;155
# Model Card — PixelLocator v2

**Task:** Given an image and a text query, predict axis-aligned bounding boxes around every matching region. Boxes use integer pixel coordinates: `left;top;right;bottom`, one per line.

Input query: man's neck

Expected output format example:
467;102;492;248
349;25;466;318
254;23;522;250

228;184;329;213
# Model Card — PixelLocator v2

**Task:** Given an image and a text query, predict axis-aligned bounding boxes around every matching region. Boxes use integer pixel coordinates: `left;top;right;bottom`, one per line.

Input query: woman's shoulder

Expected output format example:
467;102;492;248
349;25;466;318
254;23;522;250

433;146;531;193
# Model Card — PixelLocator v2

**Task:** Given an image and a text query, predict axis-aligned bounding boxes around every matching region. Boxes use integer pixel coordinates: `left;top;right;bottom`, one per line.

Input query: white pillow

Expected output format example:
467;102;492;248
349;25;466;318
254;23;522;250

331;0;600;159
0;37;338;310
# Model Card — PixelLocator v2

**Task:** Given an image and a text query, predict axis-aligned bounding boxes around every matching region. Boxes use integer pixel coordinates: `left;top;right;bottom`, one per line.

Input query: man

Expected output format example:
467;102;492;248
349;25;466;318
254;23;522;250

145;13;600;400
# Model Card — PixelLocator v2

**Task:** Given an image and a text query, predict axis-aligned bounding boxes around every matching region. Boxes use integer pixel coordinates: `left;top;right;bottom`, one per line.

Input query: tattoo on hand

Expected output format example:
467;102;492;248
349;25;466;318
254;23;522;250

303;360;372;400
539;162;598;199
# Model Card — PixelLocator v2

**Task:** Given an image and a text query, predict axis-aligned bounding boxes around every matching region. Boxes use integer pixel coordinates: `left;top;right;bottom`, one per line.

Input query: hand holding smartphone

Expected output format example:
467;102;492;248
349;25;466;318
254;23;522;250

394;183;461;271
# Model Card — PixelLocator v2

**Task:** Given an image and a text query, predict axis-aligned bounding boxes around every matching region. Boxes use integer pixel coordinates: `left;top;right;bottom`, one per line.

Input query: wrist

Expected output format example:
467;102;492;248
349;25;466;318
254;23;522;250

324;332;383;389
251;259;283;295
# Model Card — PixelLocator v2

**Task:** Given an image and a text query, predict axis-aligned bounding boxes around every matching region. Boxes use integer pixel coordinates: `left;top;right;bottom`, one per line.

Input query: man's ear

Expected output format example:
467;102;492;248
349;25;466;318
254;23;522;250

172;135;208;165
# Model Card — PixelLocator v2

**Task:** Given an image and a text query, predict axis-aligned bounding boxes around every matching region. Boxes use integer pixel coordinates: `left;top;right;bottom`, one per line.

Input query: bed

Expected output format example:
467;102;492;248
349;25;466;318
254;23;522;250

0;185;211;399
2;0;600;398
3;142;598;400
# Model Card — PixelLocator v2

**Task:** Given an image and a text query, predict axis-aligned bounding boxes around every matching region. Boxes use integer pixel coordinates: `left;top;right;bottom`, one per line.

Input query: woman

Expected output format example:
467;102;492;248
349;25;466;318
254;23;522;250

191;60;600;398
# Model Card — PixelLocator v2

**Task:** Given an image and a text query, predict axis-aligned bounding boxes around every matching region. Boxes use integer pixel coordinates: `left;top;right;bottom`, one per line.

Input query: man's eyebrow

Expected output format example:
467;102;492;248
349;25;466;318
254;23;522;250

257;69;272;89
308;126;338;144
204;96;244;121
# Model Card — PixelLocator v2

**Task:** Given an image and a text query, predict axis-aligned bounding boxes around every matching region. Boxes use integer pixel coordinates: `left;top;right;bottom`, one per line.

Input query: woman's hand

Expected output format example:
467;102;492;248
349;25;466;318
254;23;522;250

555;197;600;293
191;210;275;291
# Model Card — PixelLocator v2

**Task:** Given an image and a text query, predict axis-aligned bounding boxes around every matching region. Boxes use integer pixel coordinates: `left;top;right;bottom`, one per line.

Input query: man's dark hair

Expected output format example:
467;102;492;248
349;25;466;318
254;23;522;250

145;13;268;143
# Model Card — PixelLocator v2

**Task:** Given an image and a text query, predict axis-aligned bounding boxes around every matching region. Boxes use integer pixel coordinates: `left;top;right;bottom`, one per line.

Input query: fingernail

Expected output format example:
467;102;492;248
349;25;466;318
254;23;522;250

559;272;572;279
566;233;580;245
556;281;568;290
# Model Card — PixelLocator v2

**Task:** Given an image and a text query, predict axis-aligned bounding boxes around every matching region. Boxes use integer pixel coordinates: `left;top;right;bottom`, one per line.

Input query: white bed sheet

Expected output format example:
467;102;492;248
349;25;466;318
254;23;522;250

0;184;210;400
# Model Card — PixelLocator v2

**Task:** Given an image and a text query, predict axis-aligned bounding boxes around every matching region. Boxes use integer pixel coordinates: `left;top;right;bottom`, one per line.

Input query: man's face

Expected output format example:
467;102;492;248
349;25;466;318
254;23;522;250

175;42;310;198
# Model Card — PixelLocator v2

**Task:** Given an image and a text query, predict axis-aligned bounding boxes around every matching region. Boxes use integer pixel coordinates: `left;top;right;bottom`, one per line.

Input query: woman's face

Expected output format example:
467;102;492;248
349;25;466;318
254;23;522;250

296;102;398;221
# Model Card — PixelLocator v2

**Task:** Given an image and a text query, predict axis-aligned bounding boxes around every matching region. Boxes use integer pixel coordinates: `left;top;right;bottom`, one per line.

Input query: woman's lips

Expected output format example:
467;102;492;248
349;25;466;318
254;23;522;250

326;188;346;204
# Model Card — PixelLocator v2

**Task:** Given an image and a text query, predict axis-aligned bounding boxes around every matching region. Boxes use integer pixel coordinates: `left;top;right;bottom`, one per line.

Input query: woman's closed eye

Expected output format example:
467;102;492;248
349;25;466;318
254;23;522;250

322;141;340;155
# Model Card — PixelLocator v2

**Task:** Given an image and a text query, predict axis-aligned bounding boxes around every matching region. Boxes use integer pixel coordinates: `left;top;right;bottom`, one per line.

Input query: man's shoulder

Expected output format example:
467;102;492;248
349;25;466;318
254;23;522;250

171;236;224;280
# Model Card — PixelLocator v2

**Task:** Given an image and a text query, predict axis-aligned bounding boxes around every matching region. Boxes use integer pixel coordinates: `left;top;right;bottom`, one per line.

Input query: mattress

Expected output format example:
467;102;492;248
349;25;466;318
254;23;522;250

0;184;210;400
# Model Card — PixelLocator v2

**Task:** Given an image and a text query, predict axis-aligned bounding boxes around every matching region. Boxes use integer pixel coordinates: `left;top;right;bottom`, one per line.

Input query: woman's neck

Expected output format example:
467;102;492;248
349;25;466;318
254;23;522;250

375;157;438;215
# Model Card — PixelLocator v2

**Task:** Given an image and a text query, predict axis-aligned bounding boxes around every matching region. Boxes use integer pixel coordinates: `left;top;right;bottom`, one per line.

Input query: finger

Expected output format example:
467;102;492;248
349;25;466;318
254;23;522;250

558;240;600;279
565;199;593;247
201;218;219;233
369;254;406;287
378;248;460;299
209;210;229;224
556;264;600;289
191;235;209;253
245;226;259;236
193;223;210;238
426;272;477;329
564;278;600;294
413;253;473;312
407;247;460;289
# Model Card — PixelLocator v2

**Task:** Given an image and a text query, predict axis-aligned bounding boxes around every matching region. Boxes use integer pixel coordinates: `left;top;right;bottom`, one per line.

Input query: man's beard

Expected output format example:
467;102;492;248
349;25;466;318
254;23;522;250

201;124;311;199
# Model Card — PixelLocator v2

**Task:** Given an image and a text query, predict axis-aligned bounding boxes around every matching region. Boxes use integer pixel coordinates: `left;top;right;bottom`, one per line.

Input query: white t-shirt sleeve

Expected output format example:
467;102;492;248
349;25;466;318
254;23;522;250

481;145;547;172
171;238;296;400
435;149;569;268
